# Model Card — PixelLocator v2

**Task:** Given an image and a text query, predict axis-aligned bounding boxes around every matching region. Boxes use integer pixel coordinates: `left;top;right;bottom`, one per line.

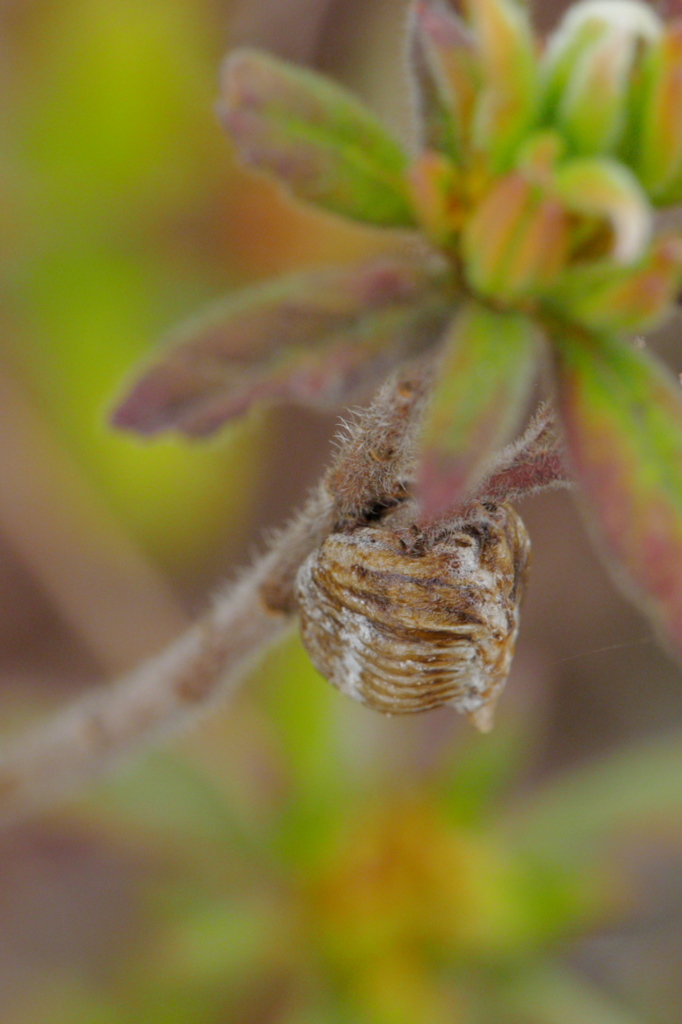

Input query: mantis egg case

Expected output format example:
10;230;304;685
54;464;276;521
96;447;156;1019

295;501;530;731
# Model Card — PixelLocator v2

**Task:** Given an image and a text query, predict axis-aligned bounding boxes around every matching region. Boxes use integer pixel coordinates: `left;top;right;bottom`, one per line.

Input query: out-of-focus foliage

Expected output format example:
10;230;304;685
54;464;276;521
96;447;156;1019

0;0;379;572
3;0;253;569
2;2;682;1023
9;634;679;1024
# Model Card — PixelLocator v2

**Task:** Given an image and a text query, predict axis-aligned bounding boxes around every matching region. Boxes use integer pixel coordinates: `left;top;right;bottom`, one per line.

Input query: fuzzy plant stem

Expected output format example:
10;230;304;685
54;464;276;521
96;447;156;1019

0;366;431;823
477;403;574;503
0;365;570;824
0;561;292;823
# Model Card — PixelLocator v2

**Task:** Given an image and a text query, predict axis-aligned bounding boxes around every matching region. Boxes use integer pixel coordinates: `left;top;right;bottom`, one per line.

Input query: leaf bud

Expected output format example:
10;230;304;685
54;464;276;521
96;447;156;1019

541;0;662;156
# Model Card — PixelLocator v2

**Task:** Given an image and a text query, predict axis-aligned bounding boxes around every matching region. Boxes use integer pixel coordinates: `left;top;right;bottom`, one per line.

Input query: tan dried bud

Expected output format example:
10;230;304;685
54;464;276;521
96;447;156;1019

295;500;530;731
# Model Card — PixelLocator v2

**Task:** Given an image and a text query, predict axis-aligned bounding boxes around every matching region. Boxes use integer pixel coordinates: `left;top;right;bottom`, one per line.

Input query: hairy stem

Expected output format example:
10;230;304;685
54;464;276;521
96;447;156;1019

0;365;430;823
477;403;573;503
0;554;291;822
0;370;571;823
261;361;433;611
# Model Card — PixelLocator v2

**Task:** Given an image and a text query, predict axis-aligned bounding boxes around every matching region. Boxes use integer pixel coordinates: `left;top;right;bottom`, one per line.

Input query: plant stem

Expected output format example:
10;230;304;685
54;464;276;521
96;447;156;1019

0;365;430;823
0;372;570;823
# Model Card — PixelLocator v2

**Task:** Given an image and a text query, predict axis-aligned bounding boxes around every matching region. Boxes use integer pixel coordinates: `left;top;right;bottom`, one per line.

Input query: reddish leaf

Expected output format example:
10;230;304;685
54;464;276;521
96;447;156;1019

112;258;454;437
417;300;540;517
219;49;415;227
554;328;682;661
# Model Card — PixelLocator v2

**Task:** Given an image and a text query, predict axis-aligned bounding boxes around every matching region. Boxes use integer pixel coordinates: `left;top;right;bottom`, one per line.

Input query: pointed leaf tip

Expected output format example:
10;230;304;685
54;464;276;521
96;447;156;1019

219;48;415;227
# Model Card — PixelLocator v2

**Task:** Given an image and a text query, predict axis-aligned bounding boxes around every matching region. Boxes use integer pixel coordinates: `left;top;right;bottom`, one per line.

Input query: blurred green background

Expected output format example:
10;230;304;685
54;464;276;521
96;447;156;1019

2;1;682;1021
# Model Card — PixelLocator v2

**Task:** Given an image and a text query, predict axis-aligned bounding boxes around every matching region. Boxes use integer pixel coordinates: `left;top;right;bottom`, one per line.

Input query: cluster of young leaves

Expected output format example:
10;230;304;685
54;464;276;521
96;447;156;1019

115;0;682;665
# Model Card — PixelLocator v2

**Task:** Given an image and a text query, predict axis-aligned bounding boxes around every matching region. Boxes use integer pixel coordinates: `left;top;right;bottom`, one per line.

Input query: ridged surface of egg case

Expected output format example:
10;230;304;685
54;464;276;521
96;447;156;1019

296;501;530;730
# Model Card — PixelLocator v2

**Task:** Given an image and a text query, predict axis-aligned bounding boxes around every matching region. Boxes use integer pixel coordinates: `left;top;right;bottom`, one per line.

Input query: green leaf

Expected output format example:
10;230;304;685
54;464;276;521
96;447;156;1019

553;156;652;263
544;232;682;331
546;1;660;157
219;49;415;227
629;20;682;203
409;0;478;162
507;731;682;864
113;257;454;436
556;30;635;156
540;9;609;120
467;0;539;171
417;301;539;516
462;171;570;302
541;0;661;152
553;328;682;663
546;233;682;333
